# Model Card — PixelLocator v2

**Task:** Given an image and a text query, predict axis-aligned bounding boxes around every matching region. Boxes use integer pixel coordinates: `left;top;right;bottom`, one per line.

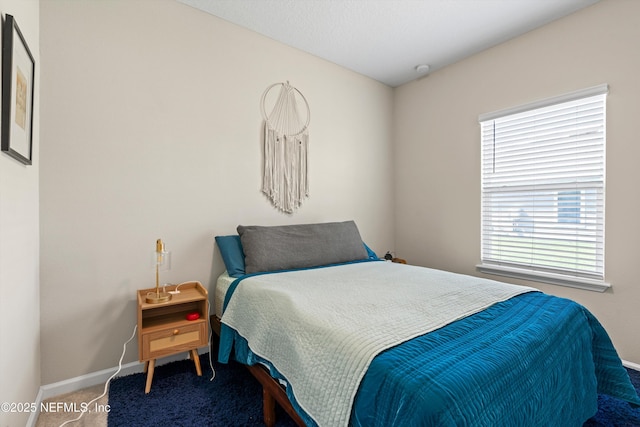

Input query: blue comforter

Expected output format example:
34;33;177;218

351;292;640;426
221;276;640;426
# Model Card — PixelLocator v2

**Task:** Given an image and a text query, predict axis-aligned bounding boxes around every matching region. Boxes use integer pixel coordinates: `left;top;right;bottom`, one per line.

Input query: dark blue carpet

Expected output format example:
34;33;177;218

585;366;640;427
107;353;640;426
107;354;296;426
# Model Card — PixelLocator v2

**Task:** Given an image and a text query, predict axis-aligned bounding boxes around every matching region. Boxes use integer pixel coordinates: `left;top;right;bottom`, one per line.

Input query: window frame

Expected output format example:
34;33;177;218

476;84;610;292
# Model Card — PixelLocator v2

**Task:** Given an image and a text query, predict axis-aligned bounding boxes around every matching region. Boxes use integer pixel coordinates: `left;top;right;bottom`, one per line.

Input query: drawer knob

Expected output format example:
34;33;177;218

173;329;179;335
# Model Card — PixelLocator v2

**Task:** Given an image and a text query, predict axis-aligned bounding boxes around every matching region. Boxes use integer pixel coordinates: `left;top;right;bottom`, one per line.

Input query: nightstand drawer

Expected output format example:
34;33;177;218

141;321;206;360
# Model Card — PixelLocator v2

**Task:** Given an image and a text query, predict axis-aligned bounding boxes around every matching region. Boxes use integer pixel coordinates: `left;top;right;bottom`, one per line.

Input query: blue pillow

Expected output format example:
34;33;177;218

215;235;245;277
363;243;379;260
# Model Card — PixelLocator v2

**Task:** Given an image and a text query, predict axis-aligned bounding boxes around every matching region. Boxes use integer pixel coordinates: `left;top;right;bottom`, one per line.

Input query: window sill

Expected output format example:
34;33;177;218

475;264;611;293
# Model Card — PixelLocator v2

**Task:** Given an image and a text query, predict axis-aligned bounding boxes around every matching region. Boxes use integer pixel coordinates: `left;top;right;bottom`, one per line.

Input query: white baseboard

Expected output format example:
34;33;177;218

27;348;211;427
622;359;640;371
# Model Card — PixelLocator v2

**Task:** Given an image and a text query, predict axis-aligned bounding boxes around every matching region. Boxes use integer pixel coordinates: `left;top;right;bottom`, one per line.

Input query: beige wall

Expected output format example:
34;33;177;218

394;0;640;363
0;1;40;426
39;0;394;384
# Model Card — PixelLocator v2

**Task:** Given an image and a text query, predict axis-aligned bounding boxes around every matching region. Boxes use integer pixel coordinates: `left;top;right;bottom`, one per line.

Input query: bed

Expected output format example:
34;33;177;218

212;221;640;427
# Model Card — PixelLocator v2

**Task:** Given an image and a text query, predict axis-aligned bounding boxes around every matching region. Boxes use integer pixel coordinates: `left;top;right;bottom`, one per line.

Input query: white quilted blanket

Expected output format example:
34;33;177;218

221;262;536;427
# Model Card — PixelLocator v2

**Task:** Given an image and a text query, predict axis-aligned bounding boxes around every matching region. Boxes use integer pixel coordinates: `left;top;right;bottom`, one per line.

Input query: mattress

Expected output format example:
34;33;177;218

214;271;235;317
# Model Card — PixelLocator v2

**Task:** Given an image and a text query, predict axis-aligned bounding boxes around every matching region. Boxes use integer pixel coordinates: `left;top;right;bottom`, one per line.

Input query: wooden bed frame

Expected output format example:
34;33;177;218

210;315;305;427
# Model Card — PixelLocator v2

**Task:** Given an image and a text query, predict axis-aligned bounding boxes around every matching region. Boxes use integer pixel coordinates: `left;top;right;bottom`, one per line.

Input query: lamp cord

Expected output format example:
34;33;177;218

207;300;216;381
58;324;137;427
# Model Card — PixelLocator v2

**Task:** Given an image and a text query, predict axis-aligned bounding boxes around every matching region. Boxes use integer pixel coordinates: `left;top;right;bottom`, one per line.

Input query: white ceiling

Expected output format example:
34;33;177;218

178;0;599;87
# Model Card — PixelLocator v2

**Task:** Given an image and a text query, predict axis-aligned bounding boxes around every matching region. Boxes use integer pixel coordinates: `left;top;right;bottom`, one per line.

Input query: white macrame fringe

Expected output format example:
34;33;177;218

261;82;310;213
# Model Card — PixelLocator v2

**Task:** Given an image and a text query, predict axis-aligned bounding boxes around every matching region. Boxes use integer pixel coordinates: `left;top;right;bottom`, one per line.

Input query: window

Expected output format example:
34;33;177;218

477;85;609;292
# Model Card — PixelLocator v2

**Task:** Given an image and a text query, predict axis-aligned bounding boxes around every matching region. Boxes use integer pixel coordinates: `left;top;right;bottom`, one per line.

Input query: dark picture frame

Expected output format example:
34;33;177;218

1;14;35;165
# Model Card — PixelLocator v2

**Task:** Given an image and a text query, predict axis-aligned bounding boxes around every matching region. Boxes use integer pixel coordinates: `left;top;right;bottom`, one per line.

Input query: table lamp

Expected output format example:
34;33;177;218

146;238;172;304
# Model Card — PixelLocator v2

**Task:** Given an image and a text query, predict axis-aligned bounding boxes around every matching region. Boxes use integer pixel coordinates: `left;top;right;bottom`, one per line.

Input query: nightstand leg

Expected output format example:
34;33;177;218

190;349;202;376
145;359;155;394
143;360;149;374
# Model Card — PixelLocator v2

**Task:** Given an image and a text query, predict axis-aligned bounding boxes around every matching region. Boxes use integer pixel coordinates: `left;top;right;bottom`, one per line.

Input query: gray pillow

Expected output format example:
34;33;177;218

237;221;368;274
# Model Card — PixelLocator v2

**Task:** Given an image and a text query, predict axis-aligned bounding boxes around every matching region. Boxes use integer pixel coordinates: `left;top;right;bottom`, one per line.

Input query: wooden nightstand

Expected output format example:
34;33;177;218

137;281;209;393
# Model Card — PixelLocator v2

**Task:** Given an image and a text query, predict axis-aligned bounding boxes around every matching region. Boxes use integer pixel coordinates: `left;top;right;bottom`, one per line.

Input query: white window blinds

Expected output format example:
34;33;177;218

478;85;609;291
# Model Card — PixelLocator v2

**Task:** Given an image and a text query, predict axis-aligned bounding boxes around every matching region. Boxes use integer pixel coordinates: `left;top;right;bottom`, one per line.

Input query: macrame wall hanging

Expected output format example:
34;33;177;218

260;81;311;214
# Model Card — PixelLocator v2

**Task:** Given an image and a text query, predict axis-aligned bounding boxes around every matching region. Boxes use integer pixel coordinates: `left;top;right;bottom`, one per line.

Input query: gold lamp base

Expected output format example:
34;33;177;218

146;291;172;304
148;239;172;304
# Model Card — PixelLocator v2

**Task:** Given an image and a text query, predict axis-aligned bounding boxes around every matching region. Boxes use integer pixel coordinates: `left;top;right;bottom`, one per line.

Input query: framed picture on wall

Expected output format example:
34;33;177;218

1;14;35;165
